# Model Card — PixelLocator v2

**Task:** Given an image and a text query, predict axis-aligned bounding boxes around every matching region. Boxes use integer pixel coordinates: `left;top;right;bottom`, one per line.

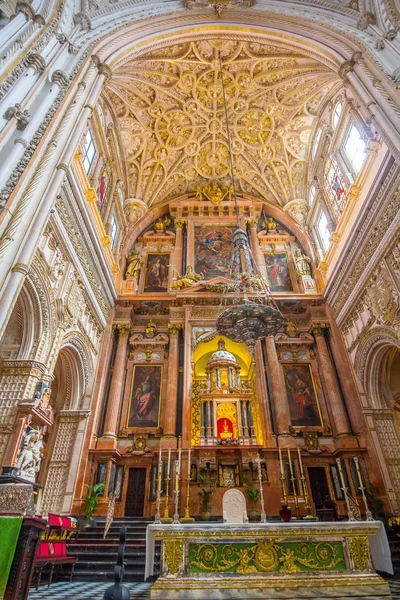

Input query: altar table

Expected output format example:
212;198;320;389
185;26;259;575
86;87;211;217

146;521;392;599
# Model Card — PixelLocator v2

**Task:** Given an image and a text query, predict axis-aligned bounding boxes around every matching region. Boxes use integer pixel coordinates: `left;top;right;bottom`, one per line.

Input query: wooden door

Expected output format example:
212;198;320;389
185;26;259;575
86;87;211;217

125;468;146;516
307;466;330;505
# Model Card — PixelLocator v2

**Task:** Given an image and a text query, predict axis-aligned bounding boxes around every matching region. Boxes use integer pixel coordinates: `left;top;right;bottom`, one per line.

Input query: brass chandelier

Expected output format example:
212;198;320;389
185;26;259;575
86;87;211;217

215;58;284;356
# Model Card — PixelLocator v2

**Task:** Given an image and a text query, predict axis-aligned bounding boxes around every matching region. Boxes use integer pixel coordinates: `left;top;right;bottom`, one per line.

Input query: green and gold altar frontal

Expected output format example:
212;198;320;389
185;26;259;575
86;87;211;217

146;522;391;599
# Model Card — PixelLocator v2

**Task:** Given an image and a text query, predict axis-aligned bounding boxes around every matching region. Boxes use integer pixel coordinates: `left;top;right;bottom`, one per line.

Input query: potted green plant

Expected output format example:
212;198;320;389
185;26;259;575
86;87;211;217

198;487;214;521
245;482;260;522
79;482;105;529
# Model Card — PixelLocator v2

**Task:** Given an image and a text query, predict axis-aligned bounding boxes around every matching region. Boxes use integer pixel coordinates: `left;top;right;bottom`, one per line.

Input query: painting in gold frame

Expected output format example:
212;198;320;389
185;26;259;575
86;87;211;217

264;251;293;292
127;365;163;429
143;253;169;292
282;363;323;428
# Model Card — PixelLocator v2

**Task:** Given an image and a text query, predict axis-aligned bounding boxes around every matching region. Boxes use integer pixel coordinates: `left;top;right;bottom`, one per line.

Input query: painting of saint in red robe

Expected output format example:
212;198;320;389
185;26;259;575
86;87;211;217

264;252;293;292
283;364;322;427
144;253;169;292
128;365;162;428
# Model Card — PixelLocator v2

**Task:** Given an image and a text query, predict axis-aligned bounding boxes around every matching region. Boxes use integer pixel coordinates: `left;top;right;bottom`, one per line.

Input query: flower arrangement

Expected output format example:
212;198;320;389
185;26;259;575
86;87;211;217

216;438;239;446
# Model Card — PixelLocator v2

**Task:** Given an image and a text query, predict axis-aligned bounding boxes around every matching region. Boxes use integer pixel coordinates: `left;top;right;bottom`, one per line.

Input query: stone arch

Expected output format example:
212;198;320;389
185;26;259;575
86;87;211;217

39;337;92;515
354;326;400;409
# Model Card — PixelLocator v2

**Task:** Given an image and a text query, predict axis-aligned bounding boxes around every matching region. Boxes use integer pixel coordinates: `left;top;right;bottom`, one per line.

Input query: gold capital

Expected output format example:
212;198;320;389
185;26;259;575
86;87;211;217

168;323;182;337
86;187;97;203
174;220;186;230
118;324;131;338
246;219;258;228
310;323;328;337
102;235;112;248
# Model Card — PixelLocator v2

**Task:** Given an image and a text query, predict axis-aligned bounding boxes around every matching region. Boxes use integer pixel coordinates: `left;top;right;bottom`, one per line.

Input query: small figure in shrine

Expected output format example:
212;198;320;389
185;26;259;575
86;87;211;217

145;319;157;338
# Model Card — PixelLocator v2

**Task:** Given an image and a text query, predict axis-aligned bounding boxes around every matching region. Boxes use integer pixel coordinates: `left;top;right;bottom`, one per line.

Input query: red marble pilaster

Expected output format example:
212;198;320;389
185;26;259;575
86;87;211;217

265;335;291;439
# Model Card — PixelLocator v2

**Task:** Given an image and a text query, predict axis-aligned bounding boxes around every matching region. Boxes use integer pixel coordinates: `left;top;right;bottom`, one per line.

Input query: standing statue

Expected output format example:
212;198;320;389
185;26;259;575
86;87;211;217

125;250;143;279
263;216;277;234
17;429;45;483
293;247;312;276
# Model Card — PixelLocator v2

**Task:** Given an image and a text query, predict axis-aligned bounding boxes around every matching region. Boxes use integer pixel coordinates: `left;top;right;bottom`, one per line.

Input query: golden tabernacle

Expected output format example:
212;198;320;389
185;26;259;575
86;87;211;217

146;522;390;599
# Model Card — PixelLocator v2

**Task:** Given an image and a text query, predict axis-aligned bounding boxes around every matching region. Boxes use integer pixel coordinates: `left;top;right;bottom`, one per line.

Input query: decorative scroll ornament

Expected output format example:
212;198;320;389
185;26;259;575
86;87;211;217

194;180;233;204
164;540;184;574
347;536;369;570
184;0;256;17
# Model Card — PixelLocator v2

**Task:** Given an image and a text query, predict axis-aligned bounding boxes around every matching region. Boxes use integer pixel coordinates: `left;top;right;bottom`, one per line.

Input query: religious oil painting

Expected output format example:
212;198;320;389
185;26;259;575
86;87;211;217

144;253;169;292
282;364;322;427
194;225;234;280
264;252;293;292
127;365;162;429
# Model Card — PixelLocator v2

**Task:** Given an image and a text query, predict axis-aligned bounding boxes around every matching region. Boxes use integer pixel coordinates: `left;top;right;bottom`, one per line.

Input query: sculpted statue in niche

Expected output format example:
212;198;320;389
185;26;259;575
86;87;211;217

172;265;204;289
17;427;45;483
125;250;143;280
263;217;277;234
33;387;54;423
293;247;312;277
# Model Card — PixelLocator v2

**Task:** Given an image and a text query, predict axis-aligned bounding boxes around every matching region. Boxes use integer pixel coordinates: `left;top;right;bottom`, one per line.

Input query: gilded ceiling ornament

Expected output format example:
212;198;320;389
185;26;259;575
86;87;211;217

184;0;256;17
194;180;233;204
104;39;340;211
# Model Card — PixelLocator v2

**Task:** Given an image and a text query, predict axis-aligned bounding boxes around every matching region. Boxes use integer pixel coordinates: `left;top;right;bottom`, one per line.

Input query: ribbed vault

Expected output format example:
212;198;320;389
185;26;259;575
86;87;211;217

103;36;342;209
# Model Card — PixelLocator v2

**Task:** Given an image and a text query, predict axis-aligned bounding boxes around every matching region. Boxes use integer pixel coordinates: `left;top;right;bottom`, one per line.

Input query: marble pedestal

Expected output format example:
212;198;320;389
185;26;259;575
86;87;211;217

146;522;392;599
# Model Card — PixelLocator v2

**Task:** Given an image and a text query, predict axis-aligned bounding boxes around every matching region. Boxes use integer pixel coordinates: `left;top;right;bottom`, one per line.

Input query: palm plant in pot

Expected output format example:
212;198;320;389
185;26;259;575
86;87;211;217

79;482;105;529
198;474;214;521
245;481;260;522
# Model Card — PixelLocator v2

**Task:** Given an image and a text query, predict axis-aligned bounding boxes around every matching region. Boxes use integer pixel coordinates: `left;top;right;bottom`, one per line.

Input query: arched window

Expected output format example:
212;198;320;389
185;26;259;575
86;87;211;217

344;124;367;174
309;185;316;206
312;127;322;159
110;215;118;251
324;156;348;218
317;211;330;253
332;102;342;130
82;130;96;174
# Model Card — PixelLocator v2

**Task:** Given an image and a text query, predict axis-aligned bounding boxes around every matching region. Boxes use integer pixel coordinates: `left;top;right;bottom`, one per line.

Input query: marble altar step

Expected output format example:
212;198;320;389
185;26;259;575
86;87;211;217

68;517;160;582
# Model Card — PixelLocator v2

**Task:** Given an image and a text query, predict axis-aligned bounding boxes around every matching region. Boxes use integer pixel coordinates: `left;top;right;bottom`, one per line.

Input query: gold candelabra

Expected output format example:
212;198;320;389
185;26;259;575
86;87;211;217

180;473;195;522
161;475;173;523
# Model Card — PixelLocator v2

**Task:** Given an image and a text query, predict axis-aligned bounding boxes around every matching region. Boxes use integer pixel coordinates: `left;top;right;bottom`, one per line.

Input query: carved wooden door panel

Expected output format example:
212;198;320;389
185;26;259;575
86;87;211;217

125;468;146;516
307;466;330;505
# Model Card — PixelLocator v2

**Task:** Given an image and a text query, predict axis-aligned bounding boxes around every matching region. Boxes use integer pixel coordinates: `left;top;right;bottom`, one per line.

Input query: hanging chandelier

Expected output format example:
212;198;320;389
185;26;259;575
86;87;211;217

215;59;284;356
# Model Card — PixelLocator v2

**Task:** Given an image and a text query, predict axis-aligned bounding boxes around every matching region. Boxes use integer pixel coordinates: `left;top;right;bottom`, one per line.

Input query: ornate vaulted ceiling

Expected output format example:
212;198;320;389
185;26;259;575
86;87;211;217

103;38;342;208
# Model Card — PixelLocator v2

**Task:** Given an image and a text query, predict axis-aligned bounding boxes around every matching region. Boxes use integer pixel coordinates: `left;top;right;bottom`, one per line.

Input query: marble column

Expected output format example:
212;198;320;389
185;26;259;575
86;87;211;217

265;335;291;437
311;324;351;436
100;324;130;444
247;219;267;279
163;324;180;440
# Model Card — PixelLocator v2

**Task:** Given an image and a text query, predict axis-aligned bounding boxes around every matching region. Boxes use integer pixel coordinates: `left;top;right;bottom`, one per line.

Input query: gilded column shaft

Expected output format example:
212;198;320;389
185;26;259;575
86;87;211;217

102;325;130;437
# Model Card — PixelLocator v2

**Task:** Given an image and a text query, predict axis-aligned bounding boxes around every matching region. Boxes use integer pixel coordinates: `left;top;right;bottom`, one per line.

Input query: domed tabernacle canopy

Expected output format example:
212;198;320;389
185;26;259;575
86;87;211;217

206;339;241;391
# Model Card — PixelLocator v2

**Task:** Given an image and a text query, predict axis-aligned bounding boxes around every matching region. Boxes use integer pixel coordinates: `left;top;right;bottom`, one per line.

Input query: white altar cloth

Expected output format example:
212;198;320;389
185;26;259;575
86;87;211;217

145;520;393;580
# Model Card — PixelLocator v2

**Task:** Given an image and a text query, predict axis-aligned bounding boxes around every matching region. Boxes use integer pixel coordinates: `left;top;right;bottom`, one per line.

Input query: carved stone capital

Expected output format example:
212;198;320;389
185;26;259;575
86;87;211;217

310;323;329;338
246;219;258;228
168;323;182;337
101;235;112;248
11;262;30;275
86;187;97;203
118;324;131;338
73;11;91;31
357;11;376;31
26;53;46;74
51;70;69;88
174;220;186;230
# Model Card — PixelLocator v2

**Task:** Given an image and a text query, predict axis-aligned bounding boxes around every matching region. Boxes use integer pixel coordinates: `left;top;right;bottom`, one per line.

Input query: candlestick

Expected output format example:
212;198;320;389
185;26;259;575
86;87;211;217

257;453;267;523
353;457;373;521
181;448;194;522
288;449;299;517
278;447;284;476
297;447;304;477
173;449;182;524
155;451;163;523
161;448;173;523
336;458;355;521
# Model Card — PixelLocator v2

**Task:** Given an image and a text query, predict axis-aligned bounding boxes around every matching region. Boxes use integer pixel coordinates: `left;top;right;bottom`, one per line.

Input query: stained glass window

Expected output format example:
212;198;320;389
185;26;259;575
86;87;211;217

110;215;118;251
82;129;96;174
324;157;348;218
317;211;330;253
312;127;322;159
344;124;366;173
309;185;316;206
332;102;342;130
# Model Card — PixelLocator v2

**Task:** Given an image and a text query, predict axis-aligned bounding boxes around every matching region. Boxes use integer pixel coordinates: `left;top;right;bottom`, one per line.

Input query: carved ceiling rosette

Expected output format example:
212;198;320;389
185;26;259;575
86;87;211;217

103;38;340;218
